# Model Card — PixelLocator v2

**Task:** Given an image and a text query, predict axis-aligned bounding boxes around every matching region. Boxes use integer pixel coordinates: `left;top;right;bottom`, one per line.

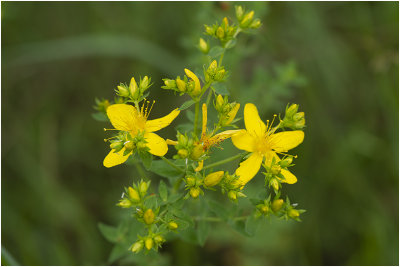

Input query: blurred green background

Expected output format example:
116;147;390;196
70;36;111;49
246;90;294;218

2;1;398;265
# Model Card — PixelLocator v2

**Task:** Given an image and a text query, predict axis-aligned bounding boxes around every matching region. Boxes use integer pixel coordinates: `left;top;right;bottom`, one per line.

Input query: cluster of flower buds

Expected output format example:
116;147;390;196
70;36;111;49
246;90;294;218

235;6;261;29
204;60;226;83
172;132;195;160
215;94;240;127
280;103;306;130
263;156;294;194
184;174;205;199
107;130;148;156
204;17;237;47
162;69;201;98
94;98;111;113
115;76;152;102
252;195;304;221
217;173;246;201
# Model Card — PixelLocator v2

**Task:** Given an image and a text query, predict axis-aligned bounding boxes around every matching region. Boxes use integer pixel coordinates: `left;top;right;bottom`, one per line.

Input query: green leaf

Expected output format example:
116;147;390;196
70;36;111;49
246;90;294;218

150;160;184;180
196;220;210;247
208;46;224;58
98;222;119;243
108;243;129;263
166;192;184;204
144;194;158;209
208;200;229;220
179;99;196;110
92;112;108;122
139;151;152;170
158;181;168;202
224;38;237;49
186;110;195;122
212;83;229;95
228;219;251;237
245;214;260;237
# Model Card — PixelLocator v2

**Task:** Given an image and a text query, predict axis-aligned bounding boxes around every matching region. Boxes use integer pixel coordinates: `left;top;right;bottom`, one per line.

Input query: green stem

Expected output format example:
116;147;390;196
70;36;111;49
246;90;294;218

160;156;184;173
203;152;247;170
218;52;224;66
193;216;222;222
205;88;213;107
193;101;200;136
134;162;147;178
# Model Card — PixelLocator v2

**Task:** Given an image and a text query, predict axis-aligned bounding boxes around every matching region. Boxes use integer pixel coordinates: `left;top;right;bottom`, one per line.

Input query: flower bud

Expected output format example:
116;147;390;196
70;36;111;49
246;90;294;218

271;199;284;212
140;76;150;90
117;199;132;208
270;165;281;175
250;19;261;29
222;103;240;126
128;187;140;202
208;60;218;74
216;26;225;39
204;171;224;187
215;95;225;111
235;5;244;21
129;77;138;98
168;221;178;230
199;38;209;54
176;78;186;92
294;118;306;129
145;237;154;250
143;209;155;225
124;140;135;151
189;187;201;199
177;149;189;158
270;178;280;191
190;144;204;160
214;69;226;81
205;25;214;35
259;204;269;214
222;17;229;28
110;141;123;150
154;235;165;244
286;104;299;118
279;157;293;168
288;209;300;219
227;190;237;201
139;181;150;195
240;11;254;28
293;111;304;121
131;240;144;253
163;79;176;89
186;176;196;187
116;85;130;97
184;68;201;96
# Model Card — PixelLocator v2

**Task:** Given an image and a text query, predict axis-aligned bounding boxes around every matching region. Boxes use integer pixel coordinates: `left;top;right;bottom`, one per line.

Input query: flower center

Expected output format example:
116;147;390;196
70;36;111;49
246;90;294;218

254;135;271;155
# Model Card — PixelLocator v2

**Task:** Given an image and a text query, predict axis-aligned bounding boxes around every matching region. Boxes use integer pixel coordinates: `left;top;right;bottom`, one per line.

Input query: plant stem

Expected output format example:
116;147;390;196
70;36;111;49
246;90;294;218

134;162;147;178
218;52;224;66
193;100;200;136
205;88;213;107
203;152;247;170
160;156;184;173
193;216;222;222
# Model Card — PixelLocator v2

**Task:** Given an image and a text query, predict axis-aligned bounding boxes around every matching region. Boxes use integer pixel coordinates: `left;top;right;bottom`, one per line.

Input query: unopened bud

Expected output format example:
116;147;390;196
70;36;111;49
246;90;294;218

288;209;300;219
204;171;224;187
140;76;150;90
205;25;214;35
271;199;284;212
143;209;155;225
270;165;281;175
168;221;178;230
139;181;150;195
286;104;299;118
190;144;204;160
117;199;132;208
215;95;225;111
110;141;123;150
279;157;293;168
222;103;240;126
124;141;135;151
199;38;209;54
131;241;144;253
176;78;186;92
186;176;196;187
270;178;280;191
128;187;140;202
294;118;306;129
222;17;229;28
177;149;189;158
227;191;237;201
293;111;305;121
240;11;254;27
129;77;138;98
145;237;154;250
189;187;201;199
208;60;218;73
214;69;226;81
235;6;244;21
260;204;269;214
164;79;176;88
216;26;225;39
154;235;165;244
117;85;129;97
250;19;261;29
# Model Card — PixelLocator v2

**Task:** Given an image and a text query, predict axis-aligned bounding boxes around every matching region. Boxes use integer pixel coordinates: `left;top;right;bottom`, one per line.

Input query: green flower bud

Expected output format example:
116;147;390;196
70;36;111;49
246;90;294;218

143;209;155;225
129;77;138;98
293;111;304;121
271;199;284;212
190;144;204;160
214;69;226;81
131;240;144;253
189;187;201;199
286;104;299;118
221;103;240;126
110;141;123;150
216;26;225;39
139;181;150;195
124;141;135;151
235;5;244;21
259;204;269;214
215;94;225;111
177;149;189;158
140;76;150;90
249;19;261;29
145;237;154;250
279;157;293;168
270;165;281;175
154;235;165;244
176;78;186;92
240;11;254;28
227;190;237;201
204;171;224;187
116;85;130;97
186;176;196;187
208;60;218;74
294;118;306;129
117;199;132;208
270;178;280;191
288;209;300;219
168;221;178;230
222;17;229;28
199;38;209;54
205;25;215;35
128;187;140;202
163;79;176;89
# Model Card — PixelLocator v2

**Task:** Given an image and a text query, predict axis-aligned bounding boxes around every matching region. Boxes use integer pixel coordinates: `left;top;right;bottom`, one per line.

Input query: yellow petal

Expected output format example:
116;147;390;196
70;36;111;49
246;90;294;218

103;148;132;168
184;68;201;95
145;108;180;132
224;103;240;125
264;151;280;167
235;153;263;186
201;103;207;139
106;104;137;131
269;130;304;152
231;130;256;152
206;130;241;150
144;132;168;156
244;103;266;137
166;139;178;146
194;160;203;172
280;169;297;184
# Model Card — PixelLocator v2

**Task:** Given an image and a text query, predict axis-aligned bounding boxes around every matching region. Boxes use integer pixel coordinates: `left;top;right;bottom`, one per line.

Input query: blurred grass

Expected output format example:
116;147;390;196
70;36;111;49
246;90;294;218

2;1;398;265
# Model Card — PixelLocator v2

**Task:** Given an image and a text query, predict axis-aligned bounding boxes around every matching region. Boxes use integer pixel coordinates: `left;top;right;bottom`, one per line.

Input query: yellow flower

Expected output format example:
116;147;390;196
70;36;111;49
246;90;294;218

184;68;201;96
103;103;180;167
231;103;304;186
194;103;240;170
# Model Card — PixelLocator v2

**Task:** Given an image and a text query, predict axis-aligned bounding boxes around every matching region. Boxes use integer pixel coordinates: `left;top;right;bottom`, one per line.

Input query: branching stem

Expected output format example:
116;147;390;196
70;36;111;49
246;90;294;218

203;152;247;170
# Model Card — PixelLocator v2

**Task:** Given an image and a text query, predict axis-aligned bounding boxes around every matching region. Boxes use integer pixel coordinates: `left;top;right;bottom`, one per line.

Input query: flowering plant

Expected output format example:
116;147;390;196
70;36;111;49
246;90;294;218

93;5;306;260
